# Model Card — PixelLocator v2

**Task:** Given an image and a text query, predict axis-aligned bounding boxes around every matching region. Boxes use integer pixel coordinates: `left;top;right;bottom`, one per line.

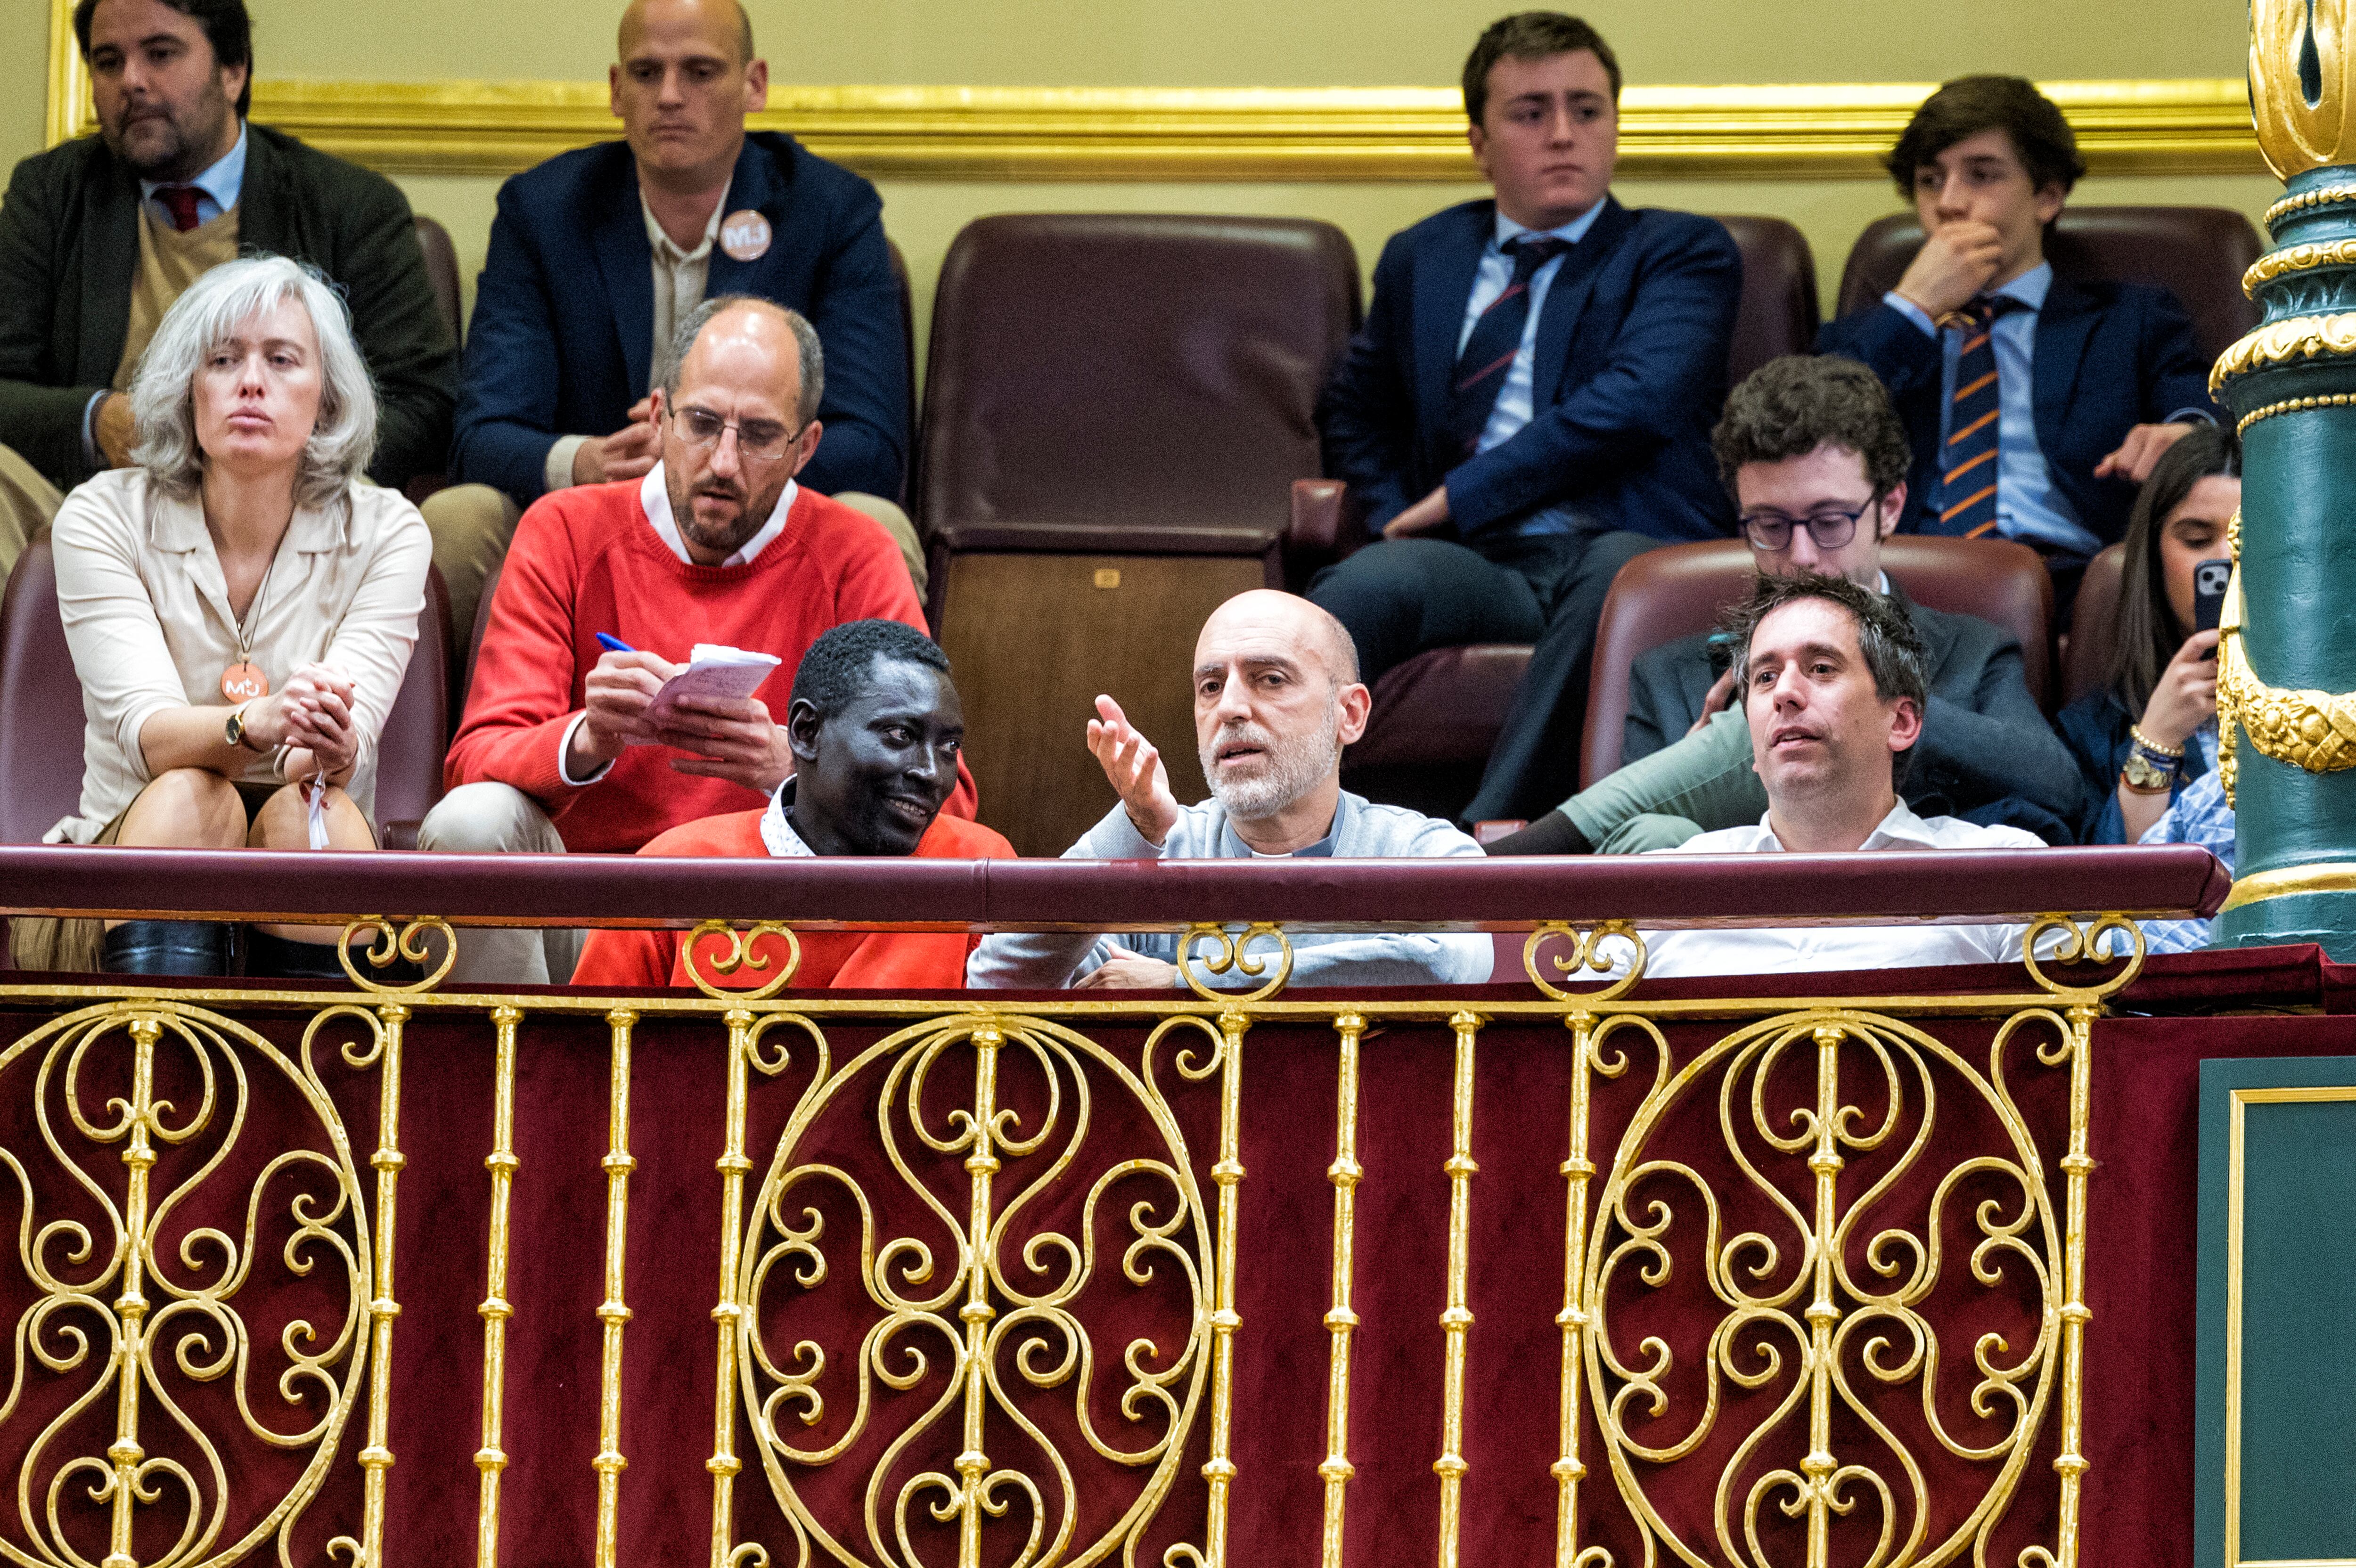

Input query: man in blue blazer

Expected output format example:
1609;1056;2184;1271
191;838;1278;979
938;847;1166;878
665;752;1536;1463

1816;76;2216;615
425;0;912;642
1311;12;1740;827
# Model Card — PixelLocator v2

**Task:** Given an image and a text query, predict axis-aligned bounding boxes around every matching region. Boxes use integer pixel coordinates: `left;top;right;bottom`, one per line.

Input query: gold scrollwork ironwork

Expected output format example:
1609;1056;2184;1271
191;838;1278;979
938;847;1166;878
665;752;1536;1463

728;1010;1228;1568
1318;1014;1364;1568
337;915;457;996
1524;922;1647;1004
0;1000;382;1568
1175;923;1293;1004
1578;1005;2086;1568
684;921;806;1003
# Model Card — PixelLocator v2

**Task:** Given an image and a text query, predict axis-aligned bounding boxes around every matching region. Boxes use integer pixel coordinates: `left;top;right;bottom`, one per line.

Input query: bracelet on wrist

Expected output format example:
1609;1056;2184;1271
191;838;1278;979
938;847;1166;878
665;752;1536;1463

2128;724;2186;760
2120;750;2178;794
2119;770;2174;796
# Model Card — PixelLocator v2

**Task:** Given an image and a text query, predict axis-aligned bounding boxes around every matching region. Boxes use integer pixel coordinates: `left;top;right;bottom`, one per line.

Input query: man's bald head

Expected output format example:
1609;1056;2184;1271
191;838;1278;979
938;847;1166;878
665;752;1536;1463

618;0;751;63
1191;589;1372;832
1195;589;1361;692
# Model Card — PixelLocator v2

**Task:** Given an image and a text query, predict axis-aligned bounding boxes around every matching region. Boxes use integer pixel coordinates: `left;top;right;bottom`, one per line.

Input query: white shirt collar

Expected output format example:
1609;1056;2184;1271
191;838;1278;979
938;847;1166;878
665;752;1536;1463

1491;199;1607;253
1736;799;1937;853
640;177;730;265
759;778;815;858
640;460;794;568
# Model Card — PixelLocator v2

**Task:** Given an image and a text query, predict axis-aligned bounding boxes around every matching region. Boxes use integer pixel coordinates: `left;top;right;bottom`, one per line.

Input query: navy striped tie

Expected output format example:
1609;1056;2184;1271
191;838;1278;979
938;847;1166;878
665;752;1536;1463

1442;236;1571;459
1934;296;2024;536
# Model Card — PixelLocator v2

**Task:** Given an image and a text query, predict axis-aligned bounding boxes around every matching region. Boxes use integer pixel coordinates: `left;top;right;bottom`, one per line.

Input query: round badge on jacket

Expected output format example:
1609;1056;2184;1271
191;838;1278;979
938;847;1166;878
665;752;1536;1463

720;211;772;261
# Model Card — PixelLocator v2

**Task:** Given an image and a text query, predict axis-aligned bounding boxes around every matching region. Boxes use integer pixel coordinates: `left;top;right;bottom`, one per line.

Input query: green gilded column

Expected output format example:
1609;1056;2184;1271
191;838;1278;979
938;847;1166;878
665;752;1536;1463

2209;1;2356;954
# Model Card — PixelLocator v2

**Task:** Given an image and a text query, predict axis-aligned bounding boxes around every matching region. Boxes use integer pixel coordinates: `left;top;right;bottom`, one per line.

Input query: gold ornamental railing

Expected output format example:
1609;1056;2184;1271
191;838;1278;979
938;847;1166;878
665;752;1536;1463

0;845;2225;1567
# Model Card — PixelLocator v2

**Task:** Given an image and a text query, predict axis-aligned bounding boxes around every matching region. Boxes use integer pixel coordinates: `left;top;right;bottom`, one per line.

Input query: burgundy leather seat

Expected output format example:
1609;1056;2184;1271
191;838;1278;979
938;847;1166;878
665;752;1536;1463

1834;206;2263;364
1578;535;2054;787
1334;212;1821;820
1716;214;1821;387
413;213;462;349
920;213;1361;854
2060;542;2129;709
0;536;451;849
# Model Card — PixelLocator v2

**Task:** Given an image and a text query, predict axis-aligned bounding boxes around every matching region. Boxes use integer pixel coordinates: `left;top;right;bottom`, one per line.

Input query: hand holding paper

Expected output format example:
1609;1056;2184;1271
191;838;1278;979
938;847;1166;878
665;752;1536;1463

634;644;784;739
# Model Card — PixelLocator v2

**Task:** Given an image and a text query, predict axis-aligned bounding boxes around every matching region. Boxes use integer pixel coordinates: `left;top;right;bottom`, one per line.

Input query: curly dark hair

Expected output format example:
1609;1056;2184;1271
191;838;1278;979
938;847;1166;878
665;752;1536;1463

1724;572;1928;787
1711;355;1912;502
1462;12;1620;124
1885;75;2086;201
75;0;252;117
790;620;952;723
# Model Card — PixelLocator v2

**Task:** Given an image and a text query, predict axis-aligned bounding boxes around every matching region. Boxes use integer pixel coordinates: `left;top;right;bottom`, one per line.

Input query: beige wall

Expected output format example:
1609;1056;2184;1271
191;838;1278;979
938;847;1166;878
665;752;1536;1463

1;0;2283;378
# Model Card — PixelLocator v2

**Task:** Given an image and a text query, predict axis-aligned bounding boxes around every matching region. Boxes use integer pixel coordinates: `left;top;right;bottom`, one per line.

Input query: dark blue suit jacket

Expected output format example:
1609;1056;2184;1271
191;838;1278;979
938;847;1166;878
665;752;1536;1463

1816;278;2216;548
1317;196;1739;543
451;131;907;505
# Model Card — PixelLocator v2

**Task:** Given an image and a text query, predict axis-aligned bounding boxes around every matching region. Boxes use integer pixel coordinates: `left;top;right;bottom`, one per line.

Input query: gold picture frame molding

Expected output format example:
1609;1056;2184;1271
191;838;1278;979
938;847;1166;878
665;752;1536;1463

42;0;2259;185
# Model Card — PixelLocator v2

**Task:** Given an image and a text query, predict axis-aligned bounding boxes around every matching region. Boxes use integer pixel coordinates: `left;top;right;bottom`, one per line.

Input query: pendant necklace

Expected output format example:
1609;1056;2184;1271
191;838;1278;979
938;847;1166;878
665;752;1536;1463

220;544;279;703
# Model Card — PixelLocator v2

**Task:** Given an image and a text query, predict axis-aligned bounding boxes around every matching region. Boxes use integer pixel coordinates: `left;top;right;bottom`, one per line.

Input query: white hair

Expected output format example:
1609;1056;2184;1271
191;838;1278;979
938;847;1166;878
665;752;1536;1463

128;253;378;510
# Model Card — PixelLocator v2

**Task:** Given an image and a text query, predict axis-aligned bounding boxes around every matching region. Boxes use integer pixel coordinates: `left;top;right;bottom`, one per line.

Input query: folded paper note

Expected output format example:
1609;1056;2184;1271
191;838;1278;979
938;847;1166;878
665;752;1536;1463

631;644;783;742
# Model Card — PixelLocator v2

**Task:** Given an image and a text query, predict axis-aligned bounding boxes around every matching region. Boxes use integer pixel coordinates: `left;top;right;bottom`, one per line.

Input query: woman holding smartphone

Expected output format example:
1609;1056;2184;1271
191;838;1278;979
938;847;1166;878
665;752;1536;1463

2055;424;2238;843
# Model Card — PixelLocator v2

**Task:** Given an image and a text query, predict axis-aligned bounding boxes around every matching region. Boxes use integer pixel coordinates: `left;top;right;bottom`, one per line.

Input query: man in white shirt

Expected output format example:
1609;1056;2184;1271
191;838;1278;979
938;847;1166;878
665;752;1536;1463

1639;572;2050;978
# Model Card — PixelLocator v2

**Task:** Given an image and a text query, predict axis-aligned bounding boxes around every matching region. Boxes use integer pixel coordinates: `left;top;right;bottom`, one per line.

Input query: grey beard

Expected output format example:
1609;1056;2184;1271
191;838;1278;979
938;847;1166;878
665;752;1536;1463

1201;718;1339;824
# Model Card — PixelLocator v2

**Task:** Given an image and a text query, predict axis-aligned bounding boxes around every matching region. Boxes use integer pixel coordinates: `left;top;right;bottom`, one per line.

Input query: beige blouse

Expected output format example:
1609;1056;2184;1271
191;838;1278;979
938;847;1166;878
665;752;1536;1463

47;468;431;843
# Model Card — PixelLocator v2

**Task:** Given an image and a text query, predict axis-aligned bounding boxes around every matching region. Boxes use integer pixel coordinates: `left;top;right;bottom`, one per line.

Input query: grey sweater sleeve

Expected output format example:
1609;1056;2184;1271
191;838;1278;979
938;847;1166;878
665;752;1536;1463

964;804;1156;989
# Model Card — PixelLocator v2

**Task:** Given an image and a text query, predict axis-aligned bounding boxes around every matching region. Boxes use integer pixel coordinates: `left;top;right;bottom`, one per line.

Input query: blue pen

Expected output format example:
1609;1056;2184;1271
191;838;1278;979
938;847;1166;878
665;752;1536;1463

595;634;634;653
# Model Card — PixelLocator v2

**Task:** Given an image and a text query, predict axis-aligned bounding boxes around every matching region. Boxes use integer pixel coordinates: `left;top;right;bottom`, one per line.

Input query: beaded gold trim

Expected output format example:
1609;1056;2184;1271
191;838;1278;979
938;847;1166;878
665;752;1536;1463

2235;392;2356;437
2263;184;2356;229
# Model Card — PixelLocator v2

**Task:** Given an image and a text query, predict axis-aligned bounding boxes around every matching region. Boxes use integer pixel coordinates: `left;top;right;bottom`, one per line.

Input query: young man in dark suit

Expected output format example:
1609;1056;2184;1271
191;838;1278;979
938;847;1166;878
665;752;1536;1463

429;0;914;641
1310;11;1741;827
1486;354;2084;856
1816;75;2217;612
0;0;457;573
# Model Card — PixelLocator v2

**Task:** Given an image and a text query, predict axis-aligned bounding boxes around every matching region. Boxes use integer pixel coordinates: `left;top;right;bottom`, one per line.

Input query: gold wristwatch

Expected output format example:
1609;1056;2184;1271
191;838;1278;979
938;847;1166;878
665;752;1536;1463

224;703;255;751
2120;749;2176;792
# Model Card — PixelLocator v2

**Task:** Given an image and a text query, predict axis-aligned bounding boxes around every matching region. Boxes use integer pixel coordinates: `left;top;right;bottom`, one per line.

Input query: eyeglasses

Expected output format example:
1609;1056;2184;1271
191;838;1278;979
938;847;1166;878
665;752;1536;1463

668;406;803;466
1738;495;1882;552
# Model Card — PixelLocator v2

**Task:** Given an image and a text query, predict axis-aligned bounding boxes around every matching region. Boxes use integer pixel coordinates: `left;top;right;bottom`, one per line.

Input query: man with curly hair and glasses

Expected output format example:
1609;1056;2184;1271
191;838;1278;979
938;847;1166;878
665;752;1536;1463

1487;355;2081;856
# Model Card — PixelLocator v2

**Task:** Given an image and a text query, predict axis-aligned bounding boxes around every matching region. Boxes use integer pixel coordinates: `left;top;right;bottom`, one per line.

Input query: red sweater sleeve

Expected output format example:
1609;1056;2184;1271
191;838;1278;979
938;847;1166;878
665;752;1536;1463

443;492;589;802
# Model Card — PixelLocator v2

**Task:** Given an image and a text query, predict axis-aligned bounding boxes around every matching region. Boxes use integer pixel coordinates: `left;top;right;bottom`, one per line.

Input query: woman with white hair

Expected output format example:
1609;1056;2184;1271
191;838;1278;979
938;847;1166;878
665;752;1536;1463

19;253;430;977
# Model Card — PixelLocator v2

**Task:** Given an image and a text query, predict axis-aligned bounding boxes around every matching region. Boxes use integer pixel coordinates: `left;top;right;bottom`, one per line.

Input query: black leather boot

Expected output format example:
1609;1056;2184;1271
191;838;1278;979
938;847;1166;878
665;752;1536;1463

99;920;232;976
245;928;423;985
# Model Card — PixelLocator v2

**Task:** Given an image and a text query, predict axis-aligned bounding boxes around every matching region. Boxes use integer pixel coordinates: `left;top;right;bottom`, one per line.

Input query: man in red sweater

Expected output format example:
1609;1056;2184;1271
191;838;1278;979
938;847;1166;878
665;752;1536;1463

575;619;1013;990
424;295;973;983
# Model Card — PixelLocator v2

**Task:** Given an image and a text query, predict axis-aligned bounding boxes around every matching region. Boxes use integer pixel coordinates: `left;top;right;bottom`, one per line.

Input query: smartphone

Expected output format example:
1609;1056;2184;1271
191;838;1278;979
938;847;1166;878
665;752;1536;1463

2193;558;2232;641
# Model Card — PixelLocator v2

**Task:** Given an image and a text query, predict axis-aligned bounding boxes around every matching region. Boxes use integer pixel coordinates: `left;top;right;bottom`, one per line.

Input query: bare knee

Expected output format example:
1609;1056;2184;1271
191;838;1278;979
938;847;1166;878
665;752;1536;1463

117;768;245;848
250;783;375;850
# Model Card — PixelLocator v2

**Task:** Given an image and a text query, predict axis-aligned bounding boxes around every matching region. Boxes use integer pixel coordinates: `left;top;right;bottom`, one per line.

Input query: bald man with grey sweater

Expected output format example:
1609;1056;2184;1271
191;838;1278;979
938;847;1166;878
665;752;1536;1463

967;591;1490;990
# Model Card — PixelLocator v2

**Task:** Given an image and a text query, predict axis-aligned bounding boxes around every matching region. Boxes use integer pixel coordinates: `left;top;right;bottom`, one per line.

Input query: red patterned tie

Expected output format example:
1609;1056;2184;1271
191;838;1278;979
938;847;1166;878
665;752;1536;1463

1442;235;1573;459
155;185;203;232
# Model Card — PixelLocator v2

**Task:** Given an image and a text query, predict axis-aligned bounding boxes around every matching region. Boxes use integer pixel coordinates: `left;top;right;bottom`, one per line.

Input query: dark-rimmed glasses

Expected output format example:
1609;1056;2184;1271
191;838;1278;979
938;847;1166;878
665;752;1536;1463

1738;493;1882;552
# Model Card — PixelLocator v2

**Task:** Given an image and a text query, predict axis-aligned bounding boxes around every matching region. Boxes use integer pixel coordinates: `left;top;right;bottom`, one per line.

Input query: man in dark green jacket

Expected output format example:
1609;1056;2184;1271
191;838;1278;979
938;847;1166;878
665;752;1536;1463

0;0;456;570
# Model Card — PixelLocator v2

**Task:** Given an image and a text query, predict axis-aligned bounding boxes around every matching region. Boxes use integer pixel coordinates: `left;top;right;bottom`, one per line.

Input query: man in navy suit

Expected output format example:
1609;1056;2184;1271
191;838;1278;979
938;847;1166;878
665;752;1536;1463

1817;75;2216;614
1310;12;1740;827
424;0;913;642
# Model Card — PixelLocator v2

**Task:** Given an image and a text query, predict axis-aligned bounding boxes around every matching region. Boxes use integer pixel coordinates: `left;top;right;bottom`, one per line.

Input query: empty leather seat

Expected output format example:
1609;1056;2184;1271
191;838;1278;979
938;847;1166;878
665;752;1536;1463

1717;214;1821;386
920;213;1361;854
414;213;463;349
1834;206;2263;365
0;537;452;854
1578;535;2054;787
1328;213;1818;822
